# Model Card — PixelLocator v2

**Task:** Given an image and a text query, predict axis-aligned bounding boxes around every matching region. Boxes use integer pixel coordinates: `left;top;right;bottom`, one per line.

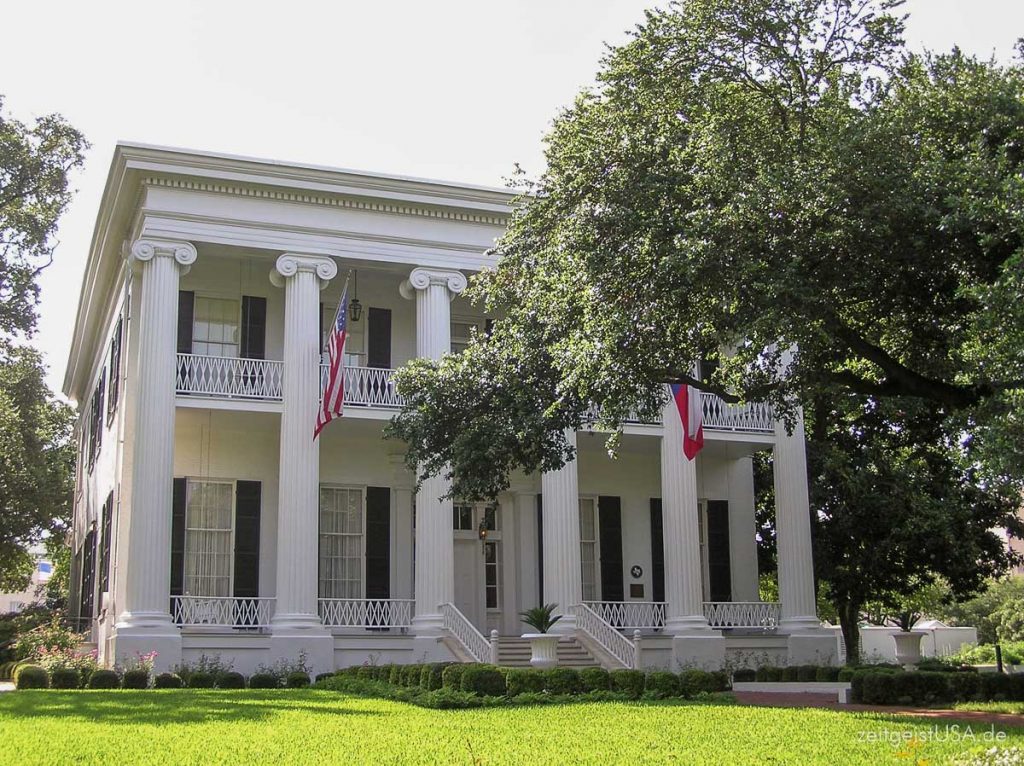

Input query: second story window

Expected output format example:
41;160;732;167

450;317;484;354
192;297;239;357
87;370;105;471
106;317;123;424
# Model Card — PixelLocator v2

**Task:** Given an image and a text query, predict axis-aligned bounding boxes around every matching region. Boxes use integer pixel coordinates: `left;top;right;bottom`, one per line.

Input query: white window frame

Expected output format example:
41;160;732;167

183;478;236;598
450;315;485;355
192;294;241;358
578;496;600;602
484;540;501;612
318;484;366;600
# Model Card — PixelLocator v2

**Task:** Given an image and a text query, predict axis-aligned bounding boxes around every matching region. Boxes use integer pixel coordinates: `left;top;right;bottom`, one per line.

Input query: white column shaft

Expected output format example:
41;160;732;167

541;430;581;630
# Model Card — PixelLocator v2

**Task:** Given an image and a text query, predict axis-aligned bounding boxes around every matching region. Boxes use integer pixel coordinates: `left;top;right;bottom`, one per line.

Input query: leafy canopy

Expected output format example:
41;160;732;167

388;0;1024;500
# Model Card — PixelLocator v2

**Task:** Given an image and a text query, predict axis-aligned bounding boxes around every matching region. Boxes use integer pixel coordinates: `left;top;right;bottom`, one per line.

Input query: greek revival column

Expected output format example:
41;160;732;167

400;267;467;634
773;406;820;631
540;431;582;632
270;253;337;631
114;239;196;670
660;388;711;633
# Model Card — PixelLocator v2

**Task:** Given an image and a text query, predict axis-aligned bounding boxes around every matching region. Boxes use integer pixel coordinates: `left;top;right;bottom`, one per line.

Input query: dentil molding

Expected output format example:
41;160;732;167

269;253;338;289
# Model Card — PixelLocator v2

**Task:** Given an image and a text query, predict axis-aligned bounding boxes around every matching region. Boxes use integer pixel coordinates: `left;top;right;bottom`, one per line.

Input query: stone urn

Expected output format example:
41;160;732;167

522;633;560;669
892;630;927;669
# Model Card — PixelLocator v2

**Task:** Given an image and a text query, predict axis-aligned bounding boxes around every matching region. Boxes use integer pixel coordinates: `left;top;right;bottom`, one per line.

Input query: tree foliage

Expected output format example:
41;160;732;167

388;0;1024;502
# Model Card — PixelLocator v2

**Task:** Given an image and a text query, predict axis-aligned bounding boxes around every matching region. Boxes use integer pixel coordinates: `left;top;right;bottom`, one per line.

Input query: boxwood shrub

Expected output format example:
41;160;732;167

505;668;545;696
356;665;378;681
248;673;280;689
216;671;246;689
733;668;756;683
15;664;49;690
610;669;645;699
544;667;582;696
756;666;782;682
122;669;150;689
460;664;506;697
780;666;800;682
314;672;334;684
187;671;216;688
679;669;728;696
837;666;857;682
402;664;424;687
796;665;818;683
442;663;479;690
420;663;451;691
644;670;679;699
88;669;120;689
49;667;80;689
154;672;184;689
286;671;311;688
579;667;611;692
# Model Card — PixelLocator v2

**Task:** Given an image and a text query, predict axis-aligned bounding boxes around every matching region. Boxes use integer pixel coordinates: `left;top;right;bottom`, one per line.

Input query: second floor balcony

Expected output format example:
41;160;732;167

174;352;774;434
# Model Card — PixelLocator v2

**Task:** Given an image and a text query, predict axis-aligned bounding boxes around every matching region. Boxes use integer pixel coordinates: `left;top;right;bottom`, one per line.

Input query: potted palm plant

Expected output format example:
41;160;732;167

520;603;562;669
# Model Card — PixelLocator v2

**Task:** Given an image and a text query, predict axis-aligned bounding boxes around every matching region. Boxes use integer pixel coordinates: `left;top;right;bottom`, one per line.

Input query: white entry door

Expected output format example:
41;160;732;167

454;538;484;631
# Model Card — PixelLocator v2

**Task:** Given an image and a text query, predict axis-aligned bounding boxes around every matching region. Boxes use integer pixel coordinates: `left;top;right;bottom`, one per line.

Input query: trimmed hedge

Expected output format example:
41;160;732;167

286;672;311;689
544;668;582;696
815;666;840;682
122;669;150;689
188;671;216;689
851;670;1024;706
441;663;480;690
579;667;611;692
679;670;728;696
154;672;184;689
88;669;120;689
216;671;246;689
645;670;679;699
733;668;756;683
505;668;545;696
402;665;424;687
49;667;80;689
249;673;280;689
420;663;451;691
756;666;783;682
15;664;48;689
460;665;506;697
610;669;645;699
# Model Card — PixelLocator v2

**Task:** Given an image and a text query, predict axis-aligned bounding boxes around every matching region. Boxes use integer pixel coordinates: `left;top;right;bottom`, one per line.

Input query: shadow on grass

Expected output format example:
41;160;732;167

0;690;385;726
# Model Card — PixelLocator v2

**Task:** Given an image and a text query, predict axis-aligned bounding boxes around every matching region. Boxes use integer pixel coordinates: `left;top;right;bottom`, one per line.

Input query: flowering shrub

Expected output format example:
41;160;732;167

119;651;158;674
14;619;81;661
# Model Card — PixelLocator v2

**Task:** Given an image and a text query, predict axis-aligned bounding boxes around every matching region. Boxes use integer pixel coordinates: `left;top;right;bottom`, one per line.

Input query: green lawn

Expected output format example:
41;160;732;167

1;690;1022;765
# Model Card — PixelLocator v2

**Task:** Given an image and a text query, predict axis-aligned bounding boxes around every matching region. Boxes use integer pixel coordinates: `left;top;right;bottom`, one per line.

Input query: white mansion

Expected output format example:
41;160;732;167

65;144;836;674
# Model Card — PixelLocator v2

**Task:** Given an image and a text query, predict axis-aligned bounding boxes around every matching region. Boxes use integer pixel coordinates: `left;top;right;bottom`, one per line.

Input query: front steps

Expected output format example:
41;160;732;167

496;636;601;668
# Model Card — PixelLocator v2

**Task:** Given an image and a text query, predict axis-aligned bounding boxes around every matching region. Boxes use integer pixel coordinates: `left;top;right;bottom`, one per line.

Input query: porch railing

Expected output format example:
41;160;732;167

703;601;781;629
321;364;404;408
176;354;284;399
572;603;636;669
440;602;490;663
700;393;774;433
584;601;666;630
318;598;414;628
171;596;276;628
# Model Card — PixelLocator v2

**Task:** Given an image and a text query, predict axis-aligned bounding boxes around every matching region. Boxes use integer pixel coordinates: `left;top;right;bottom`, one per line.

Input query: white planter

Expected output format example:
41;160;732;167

522;633;559;669
892;630;926;669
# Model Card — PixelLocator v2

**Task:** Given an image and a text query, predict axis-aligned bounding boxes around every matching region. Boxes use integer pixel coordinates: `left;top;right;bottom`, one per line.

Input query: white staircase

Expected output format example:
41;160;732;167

496;636;601;668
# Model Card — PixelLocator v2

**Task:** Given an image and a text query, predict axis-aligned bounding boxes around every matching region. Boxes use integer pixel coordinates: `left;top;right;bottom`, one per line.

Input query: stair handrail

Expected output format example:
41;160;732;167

572;603;636;669
440;603;490;663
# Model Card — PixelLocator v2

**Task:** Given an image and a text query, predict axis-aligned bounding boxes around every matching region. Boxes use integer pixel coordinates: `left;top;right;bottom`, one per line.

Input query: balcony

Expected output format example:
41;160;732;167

174;353;773;433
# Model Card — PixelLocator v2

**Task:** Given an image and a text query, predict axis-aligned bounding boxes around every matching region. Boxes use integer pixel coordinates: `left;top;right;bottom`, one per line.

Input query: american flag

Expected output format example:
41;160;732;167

670;383;704;460
314;283;349;439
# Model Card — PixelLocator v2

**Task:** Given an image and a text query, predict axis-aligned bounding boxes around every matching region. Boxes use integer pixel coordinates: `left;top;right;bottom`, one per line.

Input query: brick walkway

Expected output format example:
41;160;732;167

733;691;1024;728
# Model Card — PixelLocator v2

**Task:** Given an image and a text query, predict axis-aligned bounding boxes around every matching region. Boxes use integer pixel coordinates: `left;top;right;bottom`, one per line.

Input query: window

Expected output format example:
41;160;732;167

79;528;97;621
579;497;598;601
184;481;234;597
484;541;500;609
192;297;239;357
87;371;106;471
453;504;474;531
97;491;114;596
450;317;483;354
106;317;123;423
319;487;364;598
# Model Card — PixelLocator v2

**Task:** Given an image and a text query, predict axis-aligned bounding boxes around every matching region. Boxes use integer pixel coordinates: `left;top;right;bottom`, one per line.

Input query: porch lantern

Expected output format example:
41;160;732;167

349;298;362;322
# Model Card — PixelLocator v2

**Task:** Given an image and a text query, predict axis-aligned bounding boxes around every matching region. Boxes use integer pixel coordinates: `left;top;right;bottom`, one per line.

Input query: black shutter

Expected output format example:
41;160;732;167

365;487;391;601
233;481;261;599
98;491;114;595
598;496;624;602
79;529;97;621
707;500;732;602
367;308;392;368
240;296;267;359
650;498;665;603
177;291;194;354
170;478;186;601
537;494;544;605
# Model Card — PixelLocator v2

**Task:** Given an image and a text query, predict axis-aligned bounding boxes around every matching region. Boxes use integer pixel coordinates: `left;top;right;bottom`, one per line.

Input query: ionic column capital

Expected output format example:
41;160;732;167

127;239;198;274
270;253;337;289
399;267;467;301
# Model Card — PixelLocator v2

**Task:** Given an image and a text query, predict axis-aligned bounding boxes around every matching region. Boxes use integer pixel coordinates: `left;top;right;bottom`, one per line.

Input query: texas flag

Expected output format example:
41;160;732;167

670;383;704;460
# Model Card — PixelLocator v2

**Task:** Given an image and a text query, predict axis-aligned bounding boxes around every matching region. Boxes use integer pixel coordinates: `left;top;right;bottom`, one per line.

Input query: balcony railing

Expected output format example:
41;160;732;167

175;354;772;432
318;598;414;628
584;601;666;630
171;595;276;628
703;601;781;629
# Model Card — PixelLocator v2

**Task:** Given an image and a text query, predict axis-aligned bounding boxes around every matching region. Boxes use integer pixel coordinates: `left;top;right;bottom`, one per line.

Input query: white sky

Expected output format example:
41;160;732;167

1;0;1021;396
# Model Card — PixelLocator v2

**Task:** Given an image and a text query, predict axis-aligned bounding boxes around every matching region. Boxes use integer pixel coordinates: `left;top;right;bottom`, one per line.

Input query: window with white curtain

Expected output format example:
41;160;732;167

319;486;364;599
193;297;239;357
579;497;598;602
184;480;234;597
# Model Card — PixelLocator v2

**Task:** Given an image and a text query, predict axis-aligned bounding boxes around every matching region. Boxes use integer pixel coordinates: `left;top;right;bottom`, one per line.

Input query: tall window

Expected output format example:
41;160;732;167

87;371;105;471
184;480;234;597
450;317;483;354
319;487;364;598
193;297;239;357
106;316;123;423
97;491;114;596
579;497;598;601
484;541;500;609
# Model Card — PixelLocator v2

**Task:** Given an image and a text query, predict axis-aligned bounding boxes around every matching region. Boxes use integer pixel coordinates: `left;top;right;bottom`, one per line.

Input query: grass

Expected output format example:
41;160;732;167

954;700;1024;715
1;690;1023;765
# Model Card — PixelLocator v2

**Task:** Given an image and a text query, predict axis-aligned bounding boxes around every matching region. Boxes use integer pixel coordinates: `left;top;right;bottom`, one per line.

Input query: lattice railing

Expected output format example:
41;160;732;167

700;393;774;433
572;603;636;669
584;601;667;630
703;601;781;629
176;354;284;399
171;596;275;628
441;603;490;663
322;364;403;408
318;598;414;628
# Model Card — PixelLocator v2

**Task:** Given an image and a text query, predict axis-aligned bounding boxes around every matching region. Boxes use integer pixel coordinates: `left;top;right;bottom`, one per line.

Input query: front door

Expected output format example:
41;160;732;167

454;538;484;631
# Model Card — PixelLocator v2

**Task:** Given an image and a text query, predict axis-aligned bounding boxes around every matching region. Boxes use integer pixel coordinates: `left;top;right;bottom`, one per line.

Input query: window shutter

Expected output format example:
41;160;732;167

650;498;665;603
367;308;392;368
598;496;624;602
79;528;97;621
98;491;114;595
177;291;195;354
706;500;732;602
170;478;187;598
240;296;267;360
365;487;391;601
536;494;544;605
233;481;261;598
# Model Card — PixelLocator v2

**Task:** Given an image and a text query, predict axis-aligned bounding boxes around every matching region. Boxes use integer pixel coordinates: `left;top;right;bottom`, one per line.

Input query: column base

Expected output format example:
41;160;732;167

664;614;717;635
550;614;577;635
111;611;183;672
412;635;460;663
269;619;333;677
411;613;445;637
671;633;726;671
